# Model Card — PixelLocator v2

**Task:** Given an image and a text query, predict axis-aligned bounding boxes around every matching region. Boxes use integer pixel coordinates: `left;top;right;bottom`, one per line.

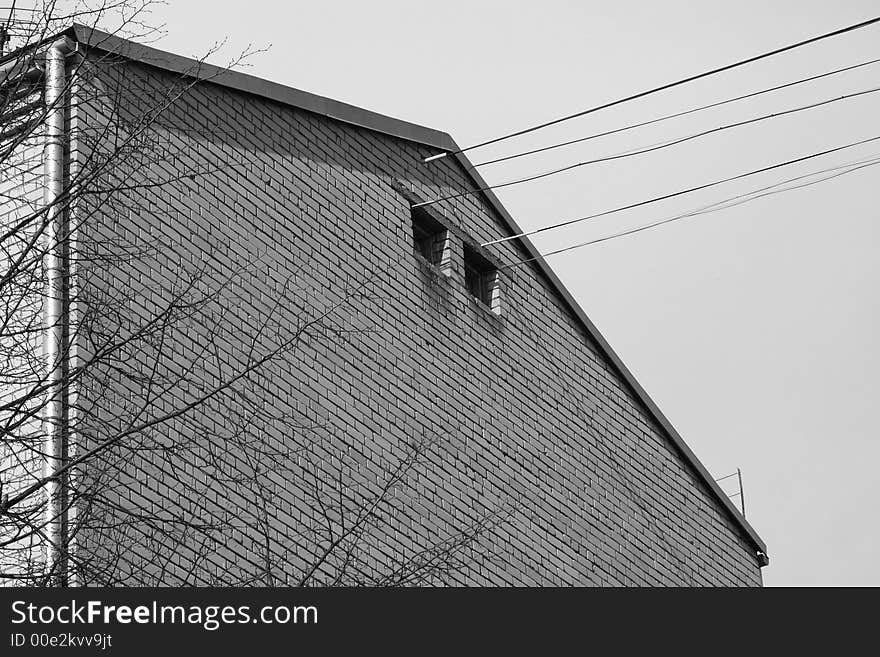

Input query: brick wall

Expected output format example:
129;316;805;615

67;52;763;586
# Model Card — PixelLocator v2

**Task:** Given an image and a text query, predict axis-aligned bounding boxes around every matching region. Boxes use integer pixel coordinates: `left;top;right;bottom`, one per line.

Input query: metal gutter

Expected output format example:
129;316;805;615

42;37;73;584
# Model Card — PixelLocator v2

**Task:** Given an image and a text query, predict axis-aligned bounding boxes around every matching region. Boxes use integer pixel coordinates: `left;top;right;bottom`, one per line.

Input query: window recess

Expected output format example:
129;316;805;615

411;207;449;272
463;244;500;314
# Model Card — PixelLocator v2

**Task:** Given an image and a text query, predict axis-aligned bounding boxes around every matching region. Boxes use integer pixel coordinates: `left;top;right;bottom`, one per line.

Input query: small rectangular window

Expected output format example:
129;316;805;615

411;208;447;267
463;244;500;313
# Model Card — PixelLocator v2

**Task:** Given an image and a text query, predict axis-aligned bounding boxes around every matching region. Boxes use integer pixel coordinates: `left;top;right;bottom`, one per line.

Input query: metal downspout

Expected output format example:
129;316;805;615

42;38;71;585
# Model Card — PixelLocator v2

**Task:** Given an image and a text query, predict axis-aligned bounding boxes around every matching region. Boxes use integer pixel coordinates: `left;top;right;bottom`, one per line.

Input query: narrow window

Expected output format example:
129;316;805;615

411;208;447;268
463;244;500;313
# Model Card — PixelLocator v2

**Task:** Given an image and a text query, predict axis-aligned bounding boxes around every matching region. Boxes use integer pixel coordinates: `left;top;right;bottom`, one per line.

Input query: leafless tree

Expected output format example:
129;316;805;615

0;1;514;587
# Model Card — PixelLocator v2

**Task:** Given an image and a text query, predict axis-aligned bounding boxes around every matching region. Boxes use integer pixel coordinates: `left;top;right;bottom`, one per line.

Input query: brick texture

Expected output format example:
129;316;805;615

58;53;763;586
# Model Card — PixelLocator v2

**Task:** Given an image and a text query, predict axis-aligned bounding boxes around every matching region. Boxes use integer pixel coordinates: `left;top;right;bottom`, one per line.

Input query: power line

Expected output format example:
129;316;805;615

481;134;880;247
414;136;678;209
499;153;880;269
506;157;880;267
423;15;880;163
413;85;880;209
469;55;880;168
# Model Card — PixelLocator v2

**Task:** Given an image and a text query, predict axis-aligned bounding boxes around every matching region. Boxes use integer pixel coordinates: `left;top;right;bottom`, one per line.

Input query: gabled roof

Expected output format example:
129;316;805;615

61;23;768;562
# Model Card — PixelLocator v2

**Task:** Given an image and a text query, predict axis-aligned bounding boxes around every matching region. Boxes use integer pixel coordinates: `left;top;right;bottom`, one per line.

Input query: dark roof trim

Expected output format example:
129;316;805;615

65;24;768;562
456;155;769;560
67;24;455;151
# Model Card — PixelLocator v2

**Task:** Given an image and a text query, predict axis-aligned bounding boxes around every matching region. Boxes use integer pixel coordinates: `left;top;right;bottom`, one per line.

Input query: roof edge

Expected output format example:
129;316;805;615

456;152;768;560
68;23;456;151
62;23;768;563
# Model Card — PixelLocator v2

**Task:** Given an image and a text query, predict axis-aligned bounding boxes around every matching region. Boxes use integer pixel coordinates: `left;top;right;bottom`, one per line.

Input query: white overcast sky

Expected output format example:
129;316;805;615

60;1;880;585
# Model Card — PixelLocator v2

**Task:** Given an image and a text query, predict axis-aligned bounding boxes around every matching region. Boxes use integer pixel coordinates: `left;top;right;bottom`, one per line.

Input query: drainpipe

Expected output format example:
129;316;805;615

42;37;73;585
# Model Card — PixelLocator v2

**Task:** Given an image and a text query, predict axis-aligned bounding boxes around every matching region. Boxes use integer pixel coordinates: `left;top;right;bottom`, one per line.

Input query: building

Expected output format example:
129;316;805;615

0;25;767;586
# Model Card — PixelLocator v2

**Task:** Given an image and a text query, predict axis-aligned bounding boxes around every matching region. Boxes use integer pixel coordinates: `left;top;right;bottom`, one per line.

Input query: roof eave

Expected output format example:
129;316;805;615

459;155;769;560
68;23;455;151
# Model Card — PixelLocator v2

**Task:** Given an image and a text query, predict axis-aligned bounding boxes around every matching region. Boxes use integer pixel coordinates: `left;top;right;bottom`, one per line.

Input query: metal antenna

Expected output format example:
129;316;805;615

715;468;747;518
